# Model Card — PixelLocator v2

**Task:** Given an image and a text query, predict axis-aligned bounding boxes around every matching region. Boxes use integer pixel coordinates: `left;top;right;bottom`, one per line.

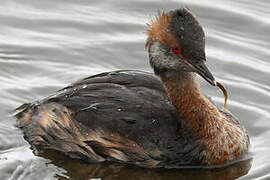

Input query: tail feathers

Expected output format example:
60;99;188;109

14;103;35;127
15;103;105;163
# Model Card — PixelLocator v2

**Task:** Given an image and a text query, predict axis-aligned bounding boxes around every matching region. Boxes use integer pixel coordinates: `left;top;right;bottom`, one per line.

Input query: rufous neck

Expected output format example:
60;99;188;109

160;71;222;133
160;71;249;165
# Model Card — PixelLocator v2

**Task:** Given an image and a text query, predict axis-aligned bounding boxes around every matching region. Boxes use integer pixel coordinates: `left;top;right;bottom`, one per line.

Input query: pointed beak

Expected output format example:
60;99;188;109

192;61;216;86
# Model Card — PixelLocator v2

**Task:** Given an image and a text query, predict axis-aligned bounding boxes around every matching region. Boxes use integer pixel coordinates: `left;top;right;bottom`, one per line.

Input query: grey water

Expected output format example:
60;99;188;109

0;0;270;179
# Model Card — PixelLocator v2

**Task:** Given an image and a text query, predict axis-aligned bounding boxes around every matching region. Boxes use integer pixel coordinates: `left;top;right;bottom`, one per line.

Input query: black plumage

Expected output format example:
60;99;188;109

16;70;203;168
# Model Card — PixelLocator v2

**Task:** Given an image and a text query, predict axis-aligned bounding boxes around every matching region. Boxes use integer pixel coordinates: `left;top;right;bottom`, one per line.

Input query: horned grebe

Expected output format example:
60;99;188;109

15;8;249;168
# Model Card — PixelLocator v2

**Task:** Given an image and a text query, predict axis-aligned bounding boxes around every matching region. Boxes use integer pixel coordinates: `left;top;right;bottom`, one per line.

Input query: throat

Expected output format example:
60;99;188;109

161;72;222;132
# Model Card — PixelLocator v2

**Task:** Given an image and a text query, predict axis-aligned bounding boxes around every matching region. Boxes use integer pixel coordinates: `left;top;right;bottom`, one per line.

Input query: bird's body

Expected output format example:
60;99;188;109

16;70;199;168
15;8;249;168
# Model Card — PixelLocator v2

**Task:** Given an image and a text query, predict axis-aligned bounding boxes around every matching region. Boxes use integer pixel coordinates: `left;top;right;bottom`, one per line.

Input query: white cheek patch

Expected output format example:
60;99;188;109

149;41;194;72
149;41;180;70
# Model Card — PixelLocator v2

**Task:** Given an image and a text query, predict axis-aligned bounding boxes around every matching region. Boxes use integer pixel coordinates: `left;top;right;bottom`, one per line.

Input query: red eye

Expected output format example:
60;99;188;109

172;47;181;54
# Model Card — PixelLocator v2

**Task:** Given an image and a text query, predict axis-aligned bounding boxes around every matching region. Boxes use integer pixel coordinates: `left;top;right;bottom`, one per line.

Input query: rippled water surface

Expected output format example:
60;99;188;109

0;0;270;179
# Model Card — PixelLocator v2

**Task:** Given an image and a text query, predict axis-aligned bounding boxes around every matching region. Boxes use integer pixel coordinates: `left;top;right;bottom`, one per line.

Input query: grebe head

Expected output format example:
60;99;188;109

146;8;216;86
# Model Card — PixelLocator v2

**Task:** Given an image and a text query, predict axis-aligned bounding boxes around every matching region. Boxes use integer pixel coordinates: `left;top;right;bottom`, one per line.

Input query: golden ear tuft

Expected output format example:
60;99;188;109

146;11;178;48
